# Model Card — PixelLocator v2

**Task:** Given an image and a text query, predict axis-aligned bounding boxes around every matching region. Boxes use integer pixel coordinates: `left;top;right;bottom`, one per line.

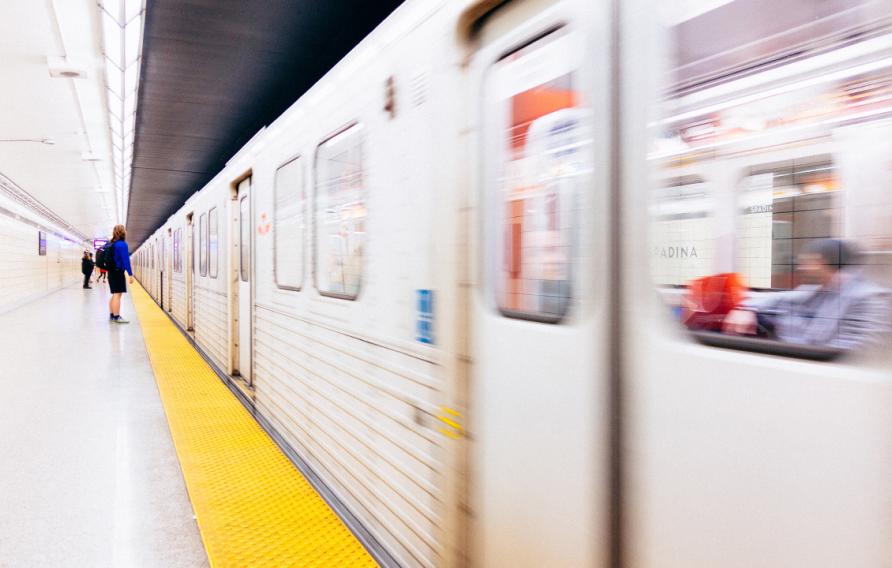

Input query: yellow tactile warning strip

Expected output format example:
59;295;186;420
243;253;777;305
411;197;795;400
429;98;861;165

130;284;378;568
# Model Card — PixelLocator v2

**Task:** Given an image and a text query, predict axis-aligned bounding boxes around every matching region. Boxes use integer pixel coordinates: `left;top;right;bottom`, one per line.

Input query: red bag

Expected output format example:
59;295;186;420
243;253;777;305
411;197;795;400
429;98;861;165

681;273;746;331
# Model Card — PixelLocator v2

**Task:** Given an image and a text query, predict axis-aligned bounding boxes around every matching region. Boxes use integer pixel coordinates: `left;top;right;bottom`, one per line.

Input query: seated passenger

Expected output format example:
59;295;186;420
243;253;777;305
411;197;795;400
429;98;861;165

722;239;891;350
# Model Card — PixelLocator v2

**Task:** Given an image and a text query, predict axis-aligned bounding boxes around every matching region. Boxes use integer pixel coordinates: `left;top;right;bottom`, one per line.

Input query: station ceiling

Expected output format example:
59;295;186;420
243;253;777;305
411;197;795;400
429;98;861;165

127;0;404;248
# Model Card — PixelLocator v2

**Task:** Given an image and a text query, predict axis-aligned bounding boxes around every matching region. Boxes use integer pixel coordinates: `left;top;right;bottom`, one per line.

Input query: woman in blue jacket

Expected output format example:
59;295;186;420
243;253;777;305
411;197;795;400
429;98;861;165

108;224;134;324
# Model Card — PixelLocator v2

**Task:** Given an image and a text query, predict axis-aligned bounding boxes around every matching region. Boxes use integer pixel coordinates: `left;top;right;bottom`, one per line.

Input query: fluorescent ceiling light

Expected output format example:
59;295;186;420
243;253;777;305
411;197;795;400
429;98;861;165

47;56;88;79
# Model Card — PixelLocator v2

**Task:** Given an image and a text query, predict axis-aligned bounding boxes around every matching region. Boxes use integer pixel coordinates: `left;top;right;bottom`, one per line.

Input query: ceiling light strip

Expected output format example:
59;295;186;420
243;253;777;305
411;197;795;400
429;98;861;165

99;0;145;226
0;171;90;242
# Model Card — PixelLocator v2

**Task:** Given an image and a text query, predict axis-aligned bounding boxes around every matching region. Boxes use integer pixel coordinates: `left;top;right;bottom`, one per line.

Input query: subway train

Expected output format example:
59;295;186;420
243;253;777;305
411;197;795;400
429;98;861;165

132;0;892;566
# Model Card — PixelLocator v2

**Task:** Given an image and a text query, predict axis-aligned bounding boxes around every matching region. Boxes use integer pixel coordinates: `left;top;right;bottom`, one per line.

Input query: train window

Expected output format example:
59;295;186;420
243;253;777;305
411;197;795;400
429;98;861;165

652;0;892;357
199;213;207;277
208;207;219;279
274;156;304;290
239;196;249;282
738;158;841;290
485;29;590;323
177;228;183;272
176;228;182;272
315;124;365;299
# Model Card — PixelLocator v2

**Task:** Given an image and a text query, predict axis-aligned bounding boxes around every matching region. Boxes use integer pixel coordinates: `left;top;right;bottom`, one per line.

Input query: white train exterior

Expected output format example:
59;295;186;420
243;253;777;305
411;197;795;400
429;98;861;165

133;0;892;567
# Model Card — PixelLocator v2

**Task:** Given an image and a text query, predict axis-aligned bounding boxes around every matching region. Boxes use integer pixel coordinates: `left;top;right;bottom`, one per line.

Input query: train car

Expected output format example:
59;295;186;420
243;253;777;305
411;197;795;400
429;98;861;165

133;0;892;567
626;1;892;567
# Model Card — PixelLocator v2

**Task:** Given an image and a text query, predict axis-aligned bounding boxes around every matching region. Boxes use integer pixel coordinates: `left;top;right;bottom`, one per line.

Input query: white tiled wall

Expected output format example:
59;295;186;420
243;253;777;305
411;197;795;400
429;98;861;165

651;216;717;286
0;213;81;314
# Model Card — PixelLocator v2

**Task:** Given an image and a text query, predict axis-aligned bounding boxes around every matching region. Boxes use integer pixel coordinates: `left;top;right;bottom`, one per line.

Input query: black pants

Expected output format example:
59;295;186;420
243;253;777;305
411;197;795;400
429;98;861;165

83;270;93;287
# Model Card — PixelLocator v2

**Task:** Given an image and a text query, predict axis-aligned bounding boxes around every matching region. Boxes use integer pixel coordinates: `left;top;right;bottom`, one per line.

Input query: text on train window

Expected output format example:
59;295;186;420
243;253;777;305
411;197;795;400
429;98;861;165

485;30;589;323
208;207;219;279
274;156;304;290
199;213;207;277
315;124;365;299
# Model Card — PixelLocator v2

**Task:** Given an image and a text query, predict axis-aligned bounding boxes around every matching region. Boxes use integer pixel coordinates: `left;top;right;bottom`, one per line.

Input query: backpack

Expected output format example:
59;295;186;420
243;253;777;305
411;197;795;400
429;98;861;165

96;242;117;271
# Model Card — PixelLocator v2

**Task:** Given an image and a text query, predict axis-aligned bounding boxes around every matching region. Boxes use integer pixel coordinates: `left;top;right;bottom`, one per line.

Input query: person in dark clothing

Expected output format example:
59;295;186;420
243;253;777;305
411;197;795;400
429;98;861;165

108;224;134;324
81;251;94;289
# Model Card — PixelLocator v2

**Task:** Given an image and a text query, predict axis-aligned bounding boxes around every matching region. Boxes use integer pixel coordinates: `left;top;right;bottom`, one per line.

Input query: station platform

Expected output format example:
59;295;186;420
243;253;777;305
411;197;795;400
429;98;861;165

0;282;377;567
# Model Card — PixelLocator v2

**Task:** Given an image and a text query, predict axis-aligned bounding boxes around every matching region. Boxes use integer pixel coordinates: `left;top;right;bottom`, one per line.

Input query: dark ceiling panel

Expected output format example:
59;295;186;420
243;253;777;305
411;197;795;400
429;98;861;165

127;0;404;248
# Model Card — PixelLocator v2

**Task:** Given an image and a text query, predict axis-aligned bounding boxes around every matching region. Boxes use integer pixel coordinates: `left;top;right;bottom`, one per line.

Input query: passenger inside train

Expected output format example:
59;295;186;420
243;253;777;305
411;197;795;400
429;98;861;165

721;238;892;349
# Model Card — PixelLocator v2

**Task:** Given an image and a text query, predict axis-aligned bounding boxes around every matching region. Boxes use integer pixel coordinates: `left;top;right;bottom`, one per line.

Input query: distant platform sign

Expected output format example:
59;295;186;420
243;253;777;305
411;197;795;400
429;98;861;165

93;238;109;249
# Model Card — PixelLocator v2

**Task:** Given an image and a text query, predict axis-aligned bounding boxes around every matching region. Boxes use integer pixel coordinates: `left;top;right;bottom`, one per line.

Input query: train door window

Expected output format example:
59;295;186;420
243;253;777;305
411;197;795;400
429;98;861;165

239;196;249;282
173;228;180;273
485;29;589;323
208;207;219;278
180;228;184;271
651;0;892;357
178;228;184;272
274;156;304;290
315;124;365;299
192;223;196;275
199;212;207;277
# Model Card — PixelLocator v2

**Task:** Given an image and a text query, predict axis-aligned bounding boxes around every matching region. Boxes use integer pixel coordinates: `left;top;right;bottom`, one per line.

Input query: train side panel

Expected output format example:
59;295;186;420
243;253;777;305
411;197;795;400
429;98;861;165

250;4;462;567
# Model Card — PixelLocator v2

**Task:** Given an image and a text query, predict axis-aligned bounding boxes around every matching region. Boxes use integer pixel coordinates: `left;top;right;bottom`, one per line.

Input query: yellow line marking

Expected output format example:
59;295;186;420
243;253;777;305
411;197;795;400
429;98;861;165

438;428;463;440
438;415;462;431
441;406;462;418
130;284;378;567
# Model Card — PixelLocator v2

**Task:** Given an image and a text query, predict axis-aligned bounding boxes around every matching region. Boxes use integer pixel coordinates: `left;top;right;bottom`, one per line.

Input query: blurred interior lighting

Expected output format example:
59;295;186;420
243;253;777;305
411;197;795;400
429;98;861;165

100;0;145;225
651;34;892;128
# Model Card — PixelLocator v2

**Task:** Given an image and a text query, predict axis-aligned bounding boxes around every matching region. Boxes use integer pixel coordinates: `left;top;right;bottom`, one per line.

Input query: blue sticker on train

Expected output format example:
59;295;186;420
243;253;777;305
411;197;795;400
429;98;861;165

416;289;434;344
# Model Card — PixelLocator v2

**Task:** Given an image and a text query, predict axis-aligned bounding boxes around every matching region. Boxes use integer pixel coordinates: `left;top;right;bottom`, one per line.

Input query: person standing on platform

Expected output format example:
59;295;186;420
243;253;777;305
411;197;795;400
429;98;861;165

81;251;94;289
107;224;134;324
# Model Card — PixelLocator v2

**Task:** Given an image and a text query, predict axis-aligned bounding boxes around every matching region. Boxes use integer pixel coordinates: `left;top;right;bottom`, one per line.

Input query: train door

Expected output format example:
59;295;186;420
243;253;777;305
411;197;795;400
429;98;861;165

186;213;194;331
234;177;253;384
160;237;166;310
166;229;173;313
467;2;610;566
621;1;892;566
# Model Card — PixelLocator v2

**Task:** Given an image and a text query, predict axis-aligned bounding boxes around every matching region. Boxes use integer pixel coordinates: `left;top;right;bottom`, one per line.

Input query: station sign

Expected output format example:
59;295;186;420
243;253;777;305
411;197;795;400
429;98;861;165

93;238;109;250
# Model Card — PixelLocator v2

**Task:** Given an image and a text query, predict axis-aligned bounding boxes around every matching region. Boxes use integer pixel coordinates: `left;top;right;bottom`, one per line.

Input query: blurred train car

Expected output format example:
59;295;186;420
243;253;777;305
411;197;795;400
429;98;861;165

133;0;892;566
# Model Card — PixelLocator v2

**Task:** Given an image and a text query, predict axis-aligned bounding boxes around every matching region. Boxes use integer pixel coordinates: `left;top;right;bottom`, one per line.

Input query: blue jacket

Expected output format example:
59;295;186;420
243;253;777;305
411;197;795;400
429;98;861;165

745;271;891;350
113;240;132;276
